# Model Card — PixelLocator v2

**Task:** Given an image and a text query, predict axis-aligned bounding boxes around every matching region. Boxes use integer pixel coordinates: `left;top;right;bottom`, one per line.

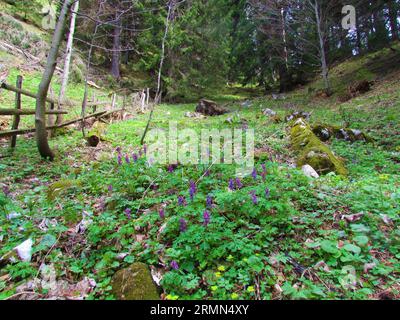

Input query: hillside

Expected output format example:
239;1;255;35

0;0;399;303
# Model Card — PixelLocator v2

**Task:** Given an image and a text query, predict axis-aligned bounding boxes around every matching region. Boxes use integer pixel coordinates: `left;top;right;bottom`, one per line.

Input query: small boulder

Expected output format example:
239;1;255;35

185;111;205;119
196;99;228;116
110;263;160;300
262;108;277;117
301;165;320;179
285;111;311;123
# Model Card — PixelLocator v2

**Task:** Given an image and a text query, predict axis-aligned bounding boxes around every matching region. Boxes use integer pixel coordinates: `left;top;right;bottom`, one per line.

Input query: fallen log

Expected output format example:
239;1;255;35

0;110;108;138
0;82;77;107
290;118;348;176
0;108;68;116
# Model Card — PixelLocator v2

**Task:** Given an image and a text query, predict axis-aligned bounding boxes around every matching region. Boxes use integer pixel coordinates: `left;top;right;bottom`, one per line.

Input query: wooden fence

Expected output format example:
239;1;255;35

0;76;138;148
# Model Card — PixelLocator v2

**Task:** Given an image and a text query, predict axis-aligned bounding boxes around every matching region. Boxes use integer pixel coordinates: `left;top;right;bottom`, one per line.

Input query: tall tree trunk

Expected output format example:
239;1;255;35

312;0;331;95
388;1;399;41
35;0;73;160
57;0;79;125
111;12;122;80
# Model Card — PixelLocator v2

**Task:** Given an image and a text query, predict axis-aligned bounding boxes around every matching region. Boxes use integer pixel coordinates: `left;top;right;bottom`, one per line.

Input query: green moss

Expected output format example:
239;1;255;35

110;263;160;300
290;118;348;176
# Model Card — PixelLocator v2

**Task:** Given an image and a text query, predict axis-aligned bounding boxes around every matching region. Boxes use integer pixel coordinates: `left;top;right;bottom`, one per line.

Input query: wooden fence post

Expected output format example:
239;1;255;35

10;75;23;148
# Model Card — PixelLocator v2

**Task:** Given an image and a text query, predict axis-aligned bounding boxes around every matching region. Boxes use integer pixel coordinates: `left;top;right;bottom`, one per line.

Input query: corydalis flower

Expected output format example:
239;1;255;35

116;147;122;154
143;145;147;154
2;185;10;197
261;164;267;181
178;196;187;207
203;210;211;226
189;180;197;201
117;154;123;166
251;168;258;180
125;208;132;219
170;261;179;270
235;178;243;190
125;154;131;164
108;185;113;192
132;153;138;163
167;164;177;173
228;179;235;191
159;208;165;219
249;191;258;205
206;195;213;208
265;188;270;198
179;218;187;232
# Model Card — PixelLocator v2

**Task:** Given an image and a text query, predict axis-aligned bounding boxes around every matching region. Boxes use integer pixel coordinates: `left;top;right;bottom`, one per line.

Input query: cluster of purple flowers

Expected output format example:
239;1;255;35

170;261;179;270
206;195;213;208
167;164;178;173
159;208;165;219
228;178;243;191
2;185;10;197
125;208;132;219
203;210;211;226
261;164;267;181
116;146;147;166
178;196;187;207
249;191;258;205
179;218;187;232
189;181;197;201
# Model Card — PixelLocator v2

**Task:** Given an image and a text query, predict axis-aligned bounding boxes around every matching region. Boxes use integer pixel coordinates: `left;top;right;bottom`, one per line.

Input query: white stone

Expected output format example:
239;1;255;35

301;165;320;178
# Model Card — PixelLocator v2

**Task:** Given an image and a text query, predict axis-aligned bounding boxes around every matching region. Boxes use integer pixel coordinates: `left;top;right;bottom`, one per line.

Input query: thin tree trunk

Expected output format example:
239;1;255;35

388;1;399;41
312;0;331;95
140;1;174;145
57;0;79;125
111;12;122;80
35;0;73;160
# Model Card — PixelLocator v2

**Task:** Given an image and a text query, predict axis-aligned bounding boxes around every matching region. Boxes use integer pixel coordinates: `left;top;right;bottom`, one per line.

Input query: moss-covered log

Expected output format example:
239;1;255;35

290;118;348;176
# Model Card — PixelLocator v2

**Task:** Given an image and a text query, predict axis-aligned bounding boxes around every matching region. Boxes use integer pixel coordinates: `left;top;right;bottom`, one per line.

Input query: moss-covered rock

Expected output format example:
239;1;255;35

313;124;374;143
290;118;348;176
110;263;160;300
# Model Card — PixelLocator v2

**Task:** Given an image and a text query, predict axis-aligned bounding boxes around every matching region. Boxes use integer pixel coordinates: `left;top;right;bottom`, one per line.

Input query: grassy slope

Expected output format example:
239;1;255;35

0;33;399;300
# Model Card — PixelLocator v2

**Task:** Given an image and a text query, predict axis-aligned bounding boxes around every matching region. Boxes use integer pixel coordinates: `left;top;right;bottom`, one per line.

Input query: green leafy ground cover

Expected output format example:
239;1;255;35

0;46;399;300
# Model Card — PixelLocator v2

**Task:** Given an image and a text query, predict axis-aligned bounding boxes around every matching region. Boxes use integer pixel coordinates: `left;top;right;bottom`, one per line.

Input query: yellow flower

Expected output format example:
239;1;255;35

231;293;239;299
215;272;222;278
211;286;218;291
247;286;255;293
218;266;226;272
166;294;179;300
227;255;234;261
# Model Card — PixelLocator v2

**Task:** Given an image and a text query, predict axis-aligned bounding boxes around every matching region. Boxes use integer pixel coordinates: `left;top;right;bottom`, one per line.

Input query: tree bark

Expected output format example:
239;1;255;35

57;0;79;125
388;1;399;41
111;12;122;80
35;0;73;160
312;0;331;95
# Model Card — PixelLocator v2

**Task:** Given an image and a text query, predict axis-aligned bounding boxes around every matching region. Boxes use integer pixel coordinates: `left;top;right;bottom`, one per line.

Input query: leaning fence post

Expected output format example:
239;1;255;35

10;75;23;148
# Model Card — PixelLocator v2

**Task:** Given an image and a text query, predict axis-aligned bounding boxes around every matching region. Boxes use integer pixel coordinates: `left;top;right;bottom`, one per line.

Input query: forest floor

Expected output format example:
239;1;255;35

0;41;400;300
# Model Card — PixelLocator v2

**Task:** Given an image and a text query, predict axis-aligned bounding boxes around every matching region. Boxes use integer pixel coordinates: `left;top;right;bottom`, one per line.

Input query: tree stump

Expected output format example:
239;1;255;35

195;99;228;116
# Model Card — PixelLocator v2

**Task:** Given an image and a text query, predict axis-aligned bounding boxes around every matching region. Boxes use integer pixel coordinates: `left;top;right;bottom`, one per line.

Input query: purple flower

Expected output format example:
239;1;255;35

132;153;138;163
117;154;123;166
250;191;258;205
265;188;270;198
179;218;187;232
235;178;243;190
261;164;267;181
167;164;177;173
171;261;179;270
251;168;258;180
143;145;147;154
178;196;187;207
139;150;143;157
206;195;213;208
261;164;267;172
2;185;10;197
108;185;113;192
189;180;197;201
203;210;211;226
125;154;131;164
204;170;210;177
159;208;165;219
229;179;235;191
125;208;132;219
116;147;122;154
